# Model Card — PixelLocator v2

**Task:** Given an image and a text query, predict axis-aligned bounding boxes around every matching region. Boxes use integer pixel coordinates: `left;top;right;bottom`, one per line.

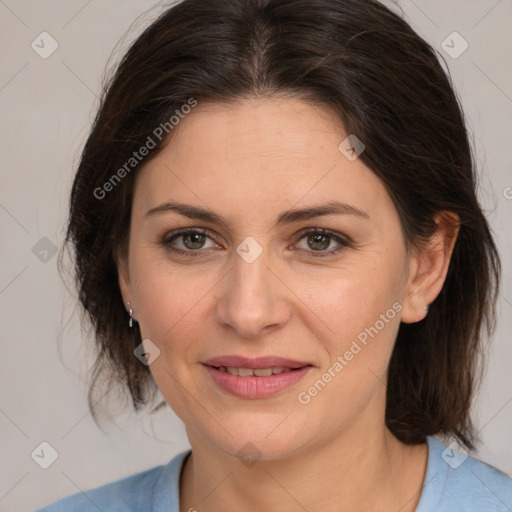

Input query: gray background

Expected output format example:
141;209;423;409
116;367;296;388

0;1;511;511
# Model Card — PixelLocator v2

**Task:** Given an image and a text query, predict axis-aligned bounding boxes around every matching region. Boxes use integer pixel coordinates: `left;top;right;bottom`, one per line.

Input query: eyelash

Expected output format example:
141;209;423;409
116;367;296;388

159;227;352;258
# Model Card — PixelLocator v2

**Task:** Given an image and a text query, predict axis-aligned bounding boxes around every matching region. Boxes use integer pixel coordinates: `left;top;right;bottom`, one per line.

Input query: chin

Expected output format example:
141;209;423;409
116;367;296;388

191;412;316;463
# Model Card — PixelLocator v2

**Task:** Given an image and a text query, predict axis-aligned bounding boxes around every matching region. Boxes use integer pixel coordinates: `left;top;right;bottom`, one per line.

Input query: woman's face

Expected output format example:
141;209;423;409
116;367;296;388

120;97;419;460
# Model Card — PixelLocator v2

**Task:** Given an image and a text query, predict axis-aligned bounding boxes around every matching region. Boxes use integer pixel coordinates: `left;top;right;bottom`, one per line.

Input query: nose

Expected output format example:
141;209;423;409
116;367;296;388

215;247;291;339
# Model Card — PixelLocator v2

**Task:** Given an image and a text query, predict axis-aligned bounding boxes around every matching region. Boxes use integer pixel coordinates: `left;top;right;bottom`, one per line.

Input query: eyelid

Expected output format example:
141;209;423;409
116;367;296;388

160;227;218;248
292;227;352;256
159;226;352;257
294;227;352;245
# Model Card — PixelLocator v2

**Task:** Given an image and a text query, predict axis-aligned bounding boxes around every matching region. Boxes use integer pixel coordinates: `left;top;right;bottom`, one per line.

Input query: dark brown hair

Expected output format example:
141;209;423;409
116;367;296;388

64;0;500;450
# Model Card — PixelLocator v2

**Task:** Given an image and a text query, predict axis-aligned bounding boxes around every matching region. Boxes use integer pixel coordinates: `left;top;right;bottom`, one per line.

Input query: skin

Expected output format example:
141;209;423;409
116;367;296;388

118;96;459;512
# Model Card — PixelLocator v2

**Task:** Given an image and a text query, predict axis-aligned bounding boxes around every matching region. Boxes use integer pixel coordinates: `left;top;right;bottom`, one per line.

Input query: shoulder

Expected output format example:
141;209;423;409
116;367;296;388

34;450;191;512
416;436;512;511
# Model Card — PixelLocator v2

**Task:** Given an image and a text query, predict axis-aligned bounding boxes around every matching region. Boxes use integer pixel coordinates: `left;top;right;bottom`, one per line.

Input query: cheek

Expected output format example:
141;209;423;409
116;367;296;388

130;261;215;423
129;248;225;372
292;254;406;417
294;270;403;434
130;228;406;376
132;237;406;360
135;270;206;351
299;256;404;347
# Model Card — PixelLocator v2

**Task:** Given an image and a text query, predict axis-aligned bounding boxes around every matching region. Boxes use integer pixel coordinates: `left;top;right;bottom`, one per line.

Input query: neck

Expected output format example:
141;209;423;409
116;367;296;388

179;420;428;512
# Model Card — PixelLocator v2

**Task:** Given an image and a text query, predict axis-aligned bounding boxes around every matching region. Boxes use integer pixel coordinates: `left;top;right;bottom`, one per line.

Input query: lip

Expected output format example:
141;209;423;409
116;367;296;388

202;355;312;399
203;355;310;369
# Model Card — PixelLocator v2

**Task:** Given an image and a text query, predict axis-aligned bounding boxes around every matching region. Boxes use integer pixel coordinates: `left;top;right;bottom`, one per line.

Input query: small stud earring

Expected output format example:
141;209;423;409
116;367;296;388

126;301;134;328
424;305;429;311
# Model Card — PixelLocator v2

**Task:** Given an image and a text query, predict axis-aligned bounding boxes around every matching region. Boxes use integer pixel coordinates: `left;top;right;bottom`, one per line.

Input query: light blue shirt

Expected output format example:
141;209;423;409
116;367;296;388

35;436;512;511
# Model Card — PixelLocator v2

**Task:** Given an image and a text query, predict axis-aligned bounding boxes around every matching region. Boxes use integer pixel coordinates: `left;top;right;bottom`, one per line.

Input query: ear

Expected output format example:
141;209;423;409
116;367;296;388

115;246;135;314
401;211;460;323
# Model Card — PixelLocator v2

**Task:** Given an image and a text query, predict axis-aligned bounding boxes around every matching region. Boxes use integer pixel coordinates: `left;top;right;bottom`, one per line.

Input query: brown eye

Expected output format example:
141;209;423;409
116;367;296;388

306;233;331;251
295;228;351;257
181;232;207;250
161;228;218;256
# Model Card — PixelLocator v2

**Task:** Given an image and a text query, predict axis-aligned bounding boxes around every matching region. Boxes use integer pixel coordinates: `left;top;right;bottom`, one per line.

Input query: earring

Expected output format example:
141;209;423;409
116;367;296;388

126;301;134;328
424;305;429;311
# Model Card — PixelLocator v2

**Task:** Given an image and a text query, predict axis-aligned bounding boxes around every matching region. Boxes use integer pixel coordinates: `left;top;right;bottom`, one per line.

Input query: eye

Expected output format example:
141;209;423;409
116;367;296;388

159;227;352;258
160;228;219;256
294;228;351;257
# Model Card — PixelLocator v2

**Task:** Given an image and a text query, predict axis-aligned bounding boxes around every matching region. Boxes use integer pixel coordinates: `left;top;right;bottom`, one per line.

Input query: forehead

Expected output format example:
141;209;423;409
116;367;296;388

133;97;393;227
151;97;345;168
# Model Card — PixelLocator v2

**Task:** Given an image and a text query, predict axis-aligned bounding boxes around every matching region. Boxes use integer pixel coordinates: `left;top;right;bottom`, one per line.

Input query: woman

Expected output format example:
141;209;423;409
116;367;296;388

36;0;512;510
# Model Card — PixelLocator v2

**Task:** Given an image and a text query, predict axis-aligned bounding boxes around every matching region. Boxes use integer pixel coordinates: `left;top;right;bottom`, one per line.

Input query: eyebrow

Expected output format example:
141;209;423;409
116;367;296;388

144;199;369;226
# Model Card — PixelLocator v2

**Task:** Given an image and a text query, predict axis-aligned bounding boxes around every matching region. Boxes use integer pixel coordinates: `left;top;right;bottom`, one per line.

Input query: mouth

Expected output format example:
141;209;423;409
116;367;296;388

201;356;313;398
206;365;302;377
